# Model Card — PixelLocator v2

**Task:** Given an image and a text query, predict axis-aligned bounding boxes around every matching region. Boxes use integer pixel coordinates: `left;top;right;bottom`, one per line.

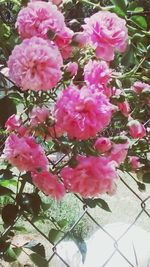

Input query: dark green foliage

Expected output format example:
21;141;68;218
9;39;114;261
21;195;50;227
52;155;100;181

2;203;18;225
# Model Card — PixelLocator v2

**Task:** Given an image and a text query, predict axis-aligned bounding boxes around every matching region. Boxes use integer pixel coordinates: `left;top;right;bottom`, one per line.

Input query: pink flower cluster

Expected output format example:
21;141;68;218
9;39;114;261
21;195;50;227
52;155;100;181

61;155;118;197
31;171;65;200
16;1;73;59
55;85;114;140
8;37;63;91
84;60;112;88
3;134;48;172
83;11;128;61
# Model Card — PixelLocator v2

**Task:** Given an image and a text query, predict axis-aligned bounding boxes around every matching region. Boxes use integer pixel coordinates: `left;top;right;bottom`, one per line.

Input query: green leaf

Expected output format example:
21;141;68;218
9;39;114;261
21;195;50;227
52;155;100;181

111;0;127;11
0;179;17;187
13;226;27;233
4;247;18;262
57;219;68;228
24;241;45;258
142;173;150;183
41;202;52;211
134;7;144;13
49;229;62;244
0;169;13;180
30;253;48;267
121;45;136;67
71;233;87;263
112;6;126;17
0;185;14;196
0;96;17;128
83;198;111;212
16;193;41;215
131;16;148;30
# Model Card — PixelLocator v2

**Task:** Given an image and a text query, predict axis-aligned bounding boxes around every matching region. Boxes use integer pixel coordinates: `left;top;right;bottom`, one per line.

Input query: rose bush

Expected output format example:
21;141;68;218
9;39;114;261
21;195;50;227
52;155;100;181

0;0;149;264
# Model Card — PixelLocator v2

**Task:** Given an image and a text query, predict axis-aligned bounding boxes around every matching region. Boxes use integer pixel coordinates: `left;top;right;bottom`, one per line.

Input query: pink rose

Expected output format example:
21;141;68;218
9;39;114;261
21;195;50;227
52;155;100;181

66;62;78;77
16;1;66;39
84;60;112;89
132;81;150;94
61;155;118;197
118;101;130;117
32;171;65;200
3;134;48;172
129;156;141;170
55;85;114;140
128;120;146;139
94;137;112;153
83;11;128;61
8;37;63;91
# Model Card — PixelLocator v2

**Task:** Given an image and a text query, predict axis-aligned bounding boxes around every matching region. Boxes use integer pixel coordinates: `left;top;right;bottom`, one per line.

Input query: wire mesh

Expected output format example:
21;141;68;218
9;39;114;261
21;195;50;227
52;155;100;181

0;126;150;267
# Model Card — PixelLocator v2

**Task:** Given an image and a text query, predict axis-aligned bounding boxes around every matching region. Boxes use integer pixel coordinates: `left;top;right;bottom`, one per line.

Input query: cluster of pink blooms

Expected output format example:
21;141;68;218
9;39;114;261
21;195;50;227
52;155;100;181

83;11;128;61
16;1;73;59
55;85;114;140
61;155;118;197
31;171;65;200
8;37;63;91
5;1;148;201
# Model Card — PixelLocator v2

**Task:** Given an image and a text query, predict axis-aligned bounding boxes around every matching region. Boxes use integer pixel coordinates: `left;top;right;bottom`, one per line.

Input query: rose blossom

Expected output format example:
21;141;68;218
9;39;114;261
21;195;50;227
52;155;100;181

129;156;141;171
84;60;112;88
16;1;66;39
8;37;63;91
61;155;118;197
3;134;48;172
83;11;128;61
94;137;112;153
31;171;65;200
55;85;114;140
118;101;130;117
132;81;150;94
128;120;146;139
29;106;50;126
66;62;78;77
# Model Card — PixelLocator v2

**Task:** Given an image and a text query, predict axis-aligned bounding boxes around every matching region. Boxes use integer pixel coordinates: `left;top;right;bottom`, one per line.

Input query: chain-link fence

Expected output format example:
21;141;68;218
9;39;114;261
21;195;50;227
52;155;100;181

0;118;150;267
